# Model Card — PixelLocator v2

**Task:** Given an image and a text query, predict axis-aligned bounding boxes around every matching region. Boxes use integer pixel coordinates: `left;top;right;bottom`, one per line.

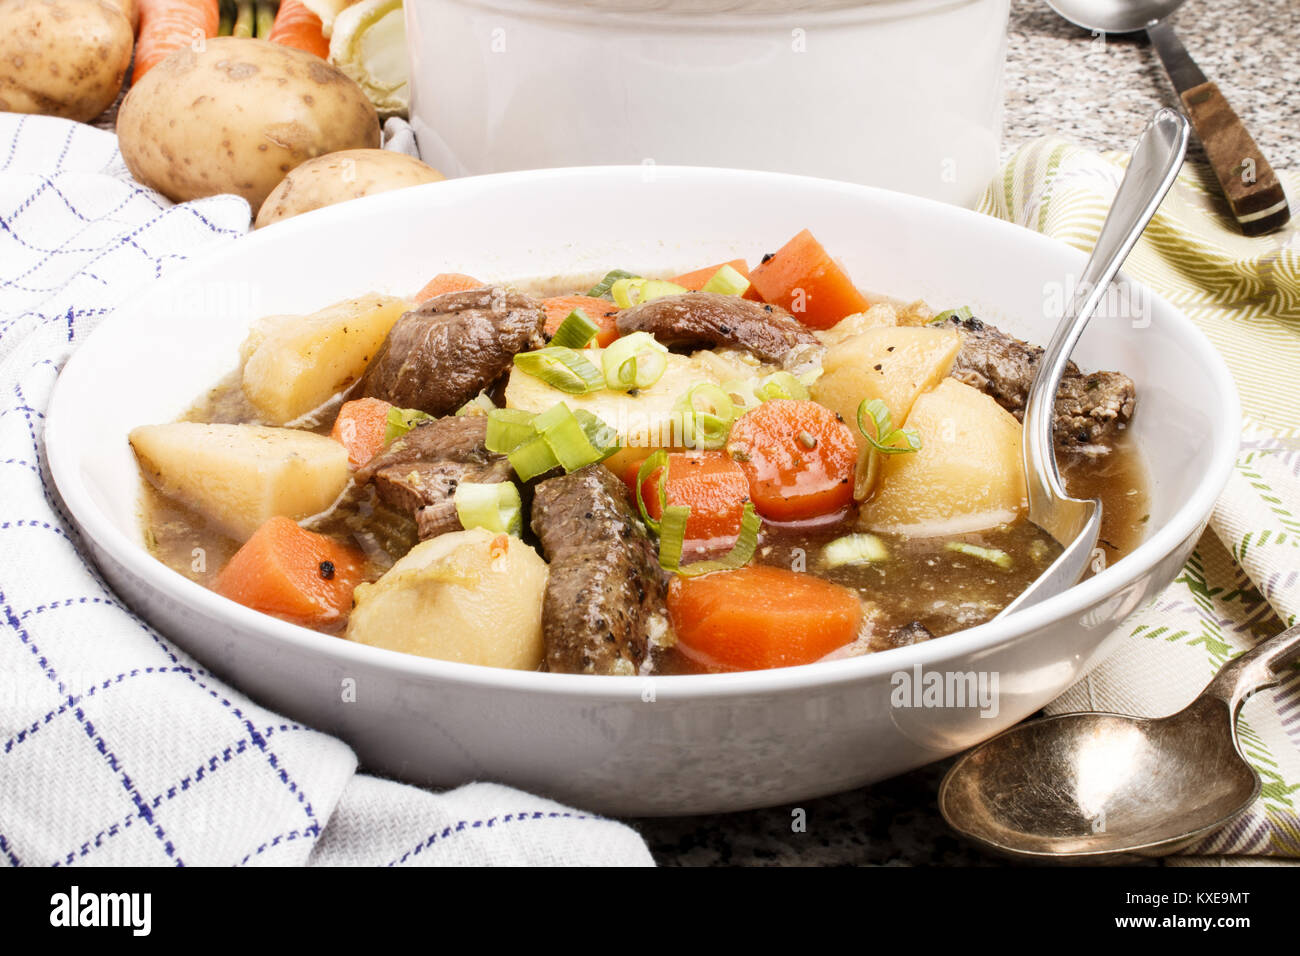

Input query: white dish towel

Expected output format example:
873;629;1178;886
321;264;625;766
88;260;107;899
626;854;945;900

0;113;653;867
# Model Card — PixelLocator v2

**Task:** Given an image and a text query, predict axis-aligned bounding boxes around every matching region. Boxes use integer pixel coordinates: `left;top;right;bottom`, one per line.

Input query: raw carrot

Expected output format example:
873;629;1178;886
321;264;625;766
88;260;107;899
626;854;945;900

748;229;871;330
725;399;858;521
331;397;393;468
639;451;750;548
541;294;620;347
132;0;221;83
215;516;365;626
667;565;862;671
414;272;485;303
670;259;762;301
266;0;329;59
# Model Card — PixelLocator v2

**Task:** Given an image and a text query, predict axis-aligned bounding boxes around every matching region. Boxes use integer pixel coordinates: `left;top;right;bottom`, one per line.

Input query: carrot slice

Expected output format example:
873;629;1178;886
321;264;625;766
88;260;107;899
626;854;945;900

541;294;621;347
414;272;485;303
667;565;862;671
266;0;330;58
640;451;750;547
132;0;220;83
669;259;762;301
215;517;366;626
331;397;393;468
748;229;870;329
725;399;858;522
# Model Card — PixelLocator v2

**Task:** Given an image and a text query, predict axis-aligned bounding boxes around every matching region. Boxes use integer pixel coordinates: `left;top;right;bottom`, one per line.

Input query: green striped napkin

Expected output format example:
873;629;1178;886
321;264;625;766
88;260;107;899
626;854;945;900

978;139;1300;858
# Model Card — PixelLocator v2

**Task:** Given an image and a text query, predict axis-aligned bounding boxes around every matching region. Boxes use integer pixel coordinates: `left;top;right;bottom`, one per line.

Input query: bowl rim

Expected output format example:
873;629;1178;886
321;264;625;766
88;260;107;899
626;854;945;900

45;163;1241;702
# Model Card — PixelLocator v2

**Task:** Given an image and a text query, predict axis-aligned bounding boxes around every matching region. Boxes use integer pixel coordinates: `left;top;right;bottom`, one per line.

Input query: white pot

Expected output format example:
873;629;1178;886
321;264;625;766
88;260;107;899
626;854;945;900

406;0;1011;207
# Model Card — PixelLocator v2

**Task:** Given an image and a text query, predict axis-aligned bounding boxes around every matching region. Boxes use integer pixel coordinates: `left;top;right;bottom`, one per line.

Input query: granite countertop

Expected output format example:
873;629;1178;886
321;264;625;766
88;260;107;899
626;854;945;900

633;0;1298;867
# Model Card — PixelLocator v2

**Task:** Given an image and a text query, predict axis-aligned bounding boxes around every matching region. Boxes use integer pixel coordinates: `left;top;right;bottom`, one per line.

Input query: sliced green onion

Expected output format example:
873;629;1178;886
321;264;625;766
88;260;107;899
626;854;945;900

513;346;605;394
455;392;496;417
674;383;736;451
633;449;670;533
701;264;751;297
532;403;600;472
385;406;434;444
508;433;559;482
945;541;1013;569
658;502;762;577
454;482;523;535
549;308;599;349
856;398;921;456
500;402;618;482
610;277;689;309
485;408;537;454
601;331;668;391
754;371;810;402
823;533;890;567
930;306;974;325
797;367;824;388
587;269;640;299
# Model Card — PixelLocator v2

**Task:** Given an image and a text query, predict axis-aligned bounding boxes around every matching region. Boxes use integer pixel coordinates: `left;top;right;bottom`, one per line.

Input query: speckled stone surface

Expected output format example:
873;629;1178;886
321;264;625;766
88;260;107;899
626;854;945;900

632;0;1297;867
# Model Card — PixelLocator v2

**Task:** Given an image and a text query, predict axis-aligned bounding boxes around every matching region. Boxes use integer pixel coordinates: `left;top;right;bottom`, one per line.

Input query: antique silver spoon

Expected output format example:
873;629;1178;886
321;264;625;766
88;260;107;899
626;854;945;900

938;621;1300;862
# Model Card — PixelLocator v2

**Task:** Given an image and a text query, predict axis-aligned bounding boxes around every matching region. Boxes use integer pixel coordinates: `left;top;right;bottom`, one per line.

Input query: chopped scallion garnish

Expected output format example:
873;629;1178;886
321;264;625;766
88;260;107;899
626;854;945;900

549;308;599;349
945;541;1013;569
454;481;522;535
601;331;668;391
633;449;670;534
610;277;689;309
455;392;496;417
657;502;762;577
485;408;538;454
587;269;640;299
701;264;751;297
513;346;605;394
856;398;921;456
822;533;890;567
495;402;618;482
674;383;736;450
385;406;434;444
754;371;810;402
930;306;974;325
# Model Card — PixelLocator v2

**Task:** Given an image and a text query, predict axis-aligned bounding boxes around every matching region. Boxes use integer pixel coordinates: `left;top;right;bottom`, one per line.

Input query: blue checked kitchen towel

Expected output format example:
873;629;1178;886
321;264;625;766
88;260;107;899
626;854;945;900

0;112;653;867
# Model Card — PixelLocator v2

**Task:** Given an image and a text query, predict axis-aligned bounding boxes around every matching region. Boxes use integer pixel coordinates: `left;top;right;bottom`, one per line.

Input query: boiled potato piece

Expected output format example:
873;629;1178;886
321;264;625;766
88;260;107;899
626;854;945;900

0;0;133;123
242;294;410;424
505;348;754;452
813;325;962;451
859;379;1026;536
116;37;380;213
347;528;548;670
255;150;444;228
815;302;898;348
130;423;349;540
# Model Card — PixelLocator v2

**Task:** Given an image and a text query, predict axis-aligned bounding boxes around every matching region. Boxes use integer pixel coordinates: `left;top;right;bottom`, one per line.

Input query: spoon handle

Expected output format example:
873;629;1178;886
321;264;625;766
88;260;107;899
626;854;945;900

1021;108;1189;532
1202;621;1300;713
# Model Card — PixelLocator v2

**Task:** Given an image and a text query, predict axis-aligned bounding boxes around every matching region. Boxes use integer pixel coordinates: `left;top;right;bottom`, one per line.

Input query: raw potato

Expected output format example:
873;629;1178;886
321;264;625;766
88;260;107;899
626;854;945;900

116;37;381;213
130;422;349;540
813;325;963;452
347;528;549;670
242;293;410;425
0;0;133;122
859;379;1026;536
255;149;444;228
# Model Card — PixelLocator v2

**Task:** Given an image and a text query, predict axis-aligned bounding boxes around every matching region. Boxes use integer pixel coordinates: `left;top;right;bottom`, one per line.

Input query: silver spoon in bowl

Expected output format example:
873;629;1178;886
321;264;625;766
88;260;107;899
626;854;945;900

938;621;1300;862
996;107;1189;618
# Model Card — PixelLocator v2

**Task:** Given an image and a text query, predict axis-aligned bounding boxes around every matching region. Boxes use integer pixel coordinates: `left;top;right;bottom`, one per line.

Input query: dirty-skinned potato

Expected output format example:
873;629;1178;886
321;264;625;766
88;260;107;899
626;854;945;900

117;37;381;213
255;149;445;228
0;0;133;123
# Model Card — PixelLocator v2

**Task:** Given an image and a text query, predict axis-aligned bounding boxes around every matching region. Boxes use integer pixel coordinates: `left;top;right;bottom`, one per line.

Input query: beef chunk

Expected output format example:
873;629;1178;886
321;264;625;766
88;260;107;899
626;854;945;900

530;465;668;675
359;286;545;416
944;315;1136;454
615;291;819;364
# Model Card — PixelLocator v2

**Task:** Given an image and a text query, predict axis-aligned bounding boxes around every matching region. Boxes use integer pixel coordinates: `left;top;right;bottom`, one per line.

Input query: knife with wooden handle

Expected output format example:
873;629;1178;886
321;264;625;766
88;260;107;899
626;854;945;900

1146;20;1290;236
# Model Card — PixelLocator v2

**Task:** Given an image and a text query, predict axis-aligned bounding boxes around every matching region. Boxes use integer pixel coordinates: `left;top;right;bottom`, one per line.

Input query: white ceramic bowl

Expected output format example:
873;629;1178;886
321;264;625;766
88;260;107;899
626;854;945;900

46;166;1238;816
406;0;1010;208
